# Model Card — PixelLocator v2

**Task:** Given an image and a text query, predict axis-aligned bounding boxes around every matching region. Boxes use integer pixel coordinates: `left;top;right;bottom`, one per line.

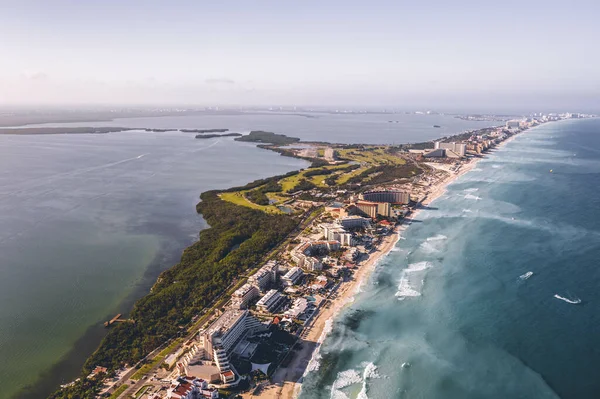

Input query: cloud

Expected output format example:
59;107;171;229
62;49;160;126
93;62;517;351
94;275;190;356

205;78;235;85
21;70;49;81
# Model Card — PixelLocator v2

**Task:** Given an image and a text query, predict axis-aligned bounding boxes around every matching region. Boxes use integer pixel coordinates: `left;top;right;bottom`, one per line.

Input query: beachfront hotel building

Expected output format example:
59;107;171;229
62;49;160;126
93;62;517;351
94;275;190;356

434;141;467;157
355;200;391;218
291;240;341;271
506;120;522;129
198;310;266;380
423;148;446;158
230;283;259;309
282;267;304;286
359;190;411;205
337;215;371;229
321;223;355;246
303;256;323;271
248;260;278;293
256;289;285;313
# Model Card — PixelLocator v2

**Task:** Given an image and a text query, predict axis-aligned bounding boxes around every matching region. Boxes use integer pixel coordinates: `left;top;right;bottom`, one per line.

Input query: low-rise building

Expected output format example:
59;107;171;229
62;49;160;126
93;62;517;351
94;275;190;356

256;289;285;313
167;376;219;399
284;297;309;319
344;247;360;262
310;275;330;291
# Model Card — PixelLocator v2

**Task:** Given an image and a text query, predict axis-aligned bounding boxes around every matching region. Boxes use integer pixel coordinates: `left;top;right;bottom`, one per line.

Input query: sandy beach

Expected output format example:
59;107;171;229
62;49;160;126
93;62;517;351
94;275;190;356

244;152;496;399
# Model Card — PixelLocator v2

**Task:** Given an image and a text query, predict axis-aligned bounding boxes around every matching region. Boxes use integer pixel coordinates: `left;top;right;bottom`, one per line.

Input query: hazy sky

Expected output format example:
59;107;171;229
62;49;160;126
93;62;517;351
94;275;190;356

1;0;599;111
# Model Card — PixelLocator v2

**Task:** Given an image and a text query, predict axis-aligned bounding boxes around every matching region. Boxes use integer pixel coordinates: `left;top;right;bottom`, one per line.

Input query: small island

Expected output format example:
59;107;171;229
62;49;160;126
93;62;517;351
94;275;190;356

234;130;301;145
143;128;178;132
181;128;229;133
194;133;242;139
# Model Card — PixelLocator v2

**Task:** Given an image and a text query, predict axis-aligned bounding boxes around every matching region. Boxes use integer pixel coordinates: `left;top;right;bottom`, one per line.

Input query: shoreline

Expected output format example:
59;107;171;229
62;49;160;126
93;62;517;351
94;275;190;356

254;129;533;399
47;118;546;398
275;121;560;399
251;154;488;399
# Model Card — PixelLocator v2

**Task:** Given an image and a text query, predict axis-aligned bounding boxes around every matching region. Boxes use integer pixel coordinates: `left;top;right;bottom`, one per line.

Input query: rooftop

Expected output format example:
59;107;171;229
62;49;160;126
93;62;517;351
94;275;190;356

206;309;246;337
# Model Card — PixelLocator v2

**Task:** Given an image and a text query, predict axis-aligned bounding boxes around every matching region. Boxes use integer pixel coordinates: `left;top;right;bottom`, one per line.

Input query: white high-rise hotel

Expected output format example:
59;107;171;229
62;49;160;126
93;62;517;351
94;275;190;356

198;310;266;381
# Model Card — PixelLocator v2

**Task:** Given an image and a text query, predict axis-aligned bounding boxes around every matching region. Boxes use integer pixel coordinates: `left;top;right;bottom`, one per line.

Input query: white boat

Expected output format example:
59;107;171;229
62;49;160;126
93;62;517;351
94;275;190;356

554;294;581;304
519;271;533;280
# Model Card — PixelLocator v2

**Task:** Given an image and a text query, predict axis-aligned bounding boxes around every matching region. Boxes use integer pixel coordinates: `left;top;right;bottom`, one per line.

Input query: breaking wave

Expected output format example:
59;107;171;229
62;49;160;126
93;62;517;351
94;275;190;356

395;275;422;299
406;261;432;272
427;234;447;242
332;369;362;390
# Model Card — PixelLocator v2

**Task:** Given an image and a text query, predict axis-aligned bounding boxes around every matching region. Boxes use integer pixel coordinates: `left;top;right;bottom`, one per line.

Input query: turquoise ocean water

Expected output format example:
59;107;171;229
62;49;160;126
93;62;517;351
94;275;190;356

299;118;600;399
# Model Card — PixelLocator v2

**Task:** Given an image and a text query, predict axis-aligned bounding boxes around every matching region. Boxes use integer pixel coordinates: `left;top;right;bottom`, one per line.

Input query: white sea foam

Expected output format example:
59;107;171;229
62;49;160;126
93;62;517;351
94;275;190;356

304;318;334;374
332;369;362;389
406;261;432;272
419;235;447;253
462;209;473;213
463;188;479;192
330;389;350;399
363;362;381;380
426;234;447;242
419;241;439;253
464;194;482;200
395;276;422;299
357;362;383;399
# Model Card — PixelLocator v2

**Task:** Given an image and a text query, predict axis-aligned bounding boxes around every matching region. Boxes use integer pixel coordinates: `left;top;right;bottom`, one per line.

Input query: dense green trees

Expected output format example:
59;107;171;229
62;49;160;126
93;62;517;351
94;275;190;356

50;191;299;398
344;164;421;187
291;178;317;192
235;131;300;145
245;180;283;206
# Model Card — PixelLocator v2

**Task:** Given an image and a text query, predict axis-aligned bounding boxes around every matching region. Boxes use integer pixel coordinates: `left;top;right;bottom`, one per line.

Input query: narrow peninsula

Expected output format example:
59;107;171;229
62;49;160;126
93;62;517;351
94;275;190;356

46;116;569;399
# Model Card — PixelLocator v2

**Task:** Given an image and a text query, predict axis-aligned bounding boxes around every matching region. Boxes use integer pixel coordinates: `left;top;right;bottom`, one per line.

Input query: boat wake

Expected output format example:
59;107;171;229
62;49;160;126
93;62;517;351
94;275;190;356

554;294;581;304
519;271;533;280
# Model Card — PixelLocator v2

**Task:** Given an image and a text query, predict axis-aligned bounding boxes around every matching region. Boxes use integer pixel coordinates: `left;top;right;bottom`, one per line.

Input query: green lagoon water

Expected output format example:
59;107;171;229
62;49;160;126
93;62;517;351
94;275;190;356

0;131;307;398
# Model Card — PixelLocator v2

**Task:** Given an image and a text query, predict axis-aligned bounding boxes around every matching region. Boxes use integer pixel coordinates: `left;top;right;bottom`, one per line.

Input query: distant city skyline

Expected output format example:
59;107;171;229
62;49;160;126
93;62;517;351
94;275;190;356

1;0;599;112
